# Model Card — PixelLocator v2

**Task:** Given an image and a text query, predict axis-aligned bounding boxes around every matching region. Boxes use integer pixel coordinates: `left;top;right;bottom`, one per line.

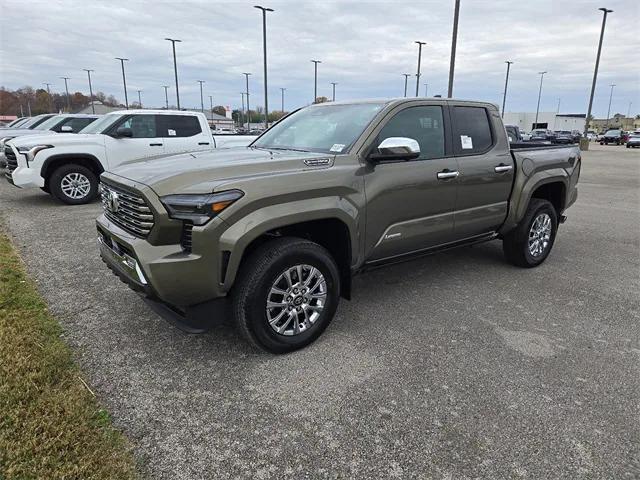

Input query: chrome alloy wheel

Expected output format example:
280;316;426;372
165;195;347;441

266;264;327;336
60;172;91;199
528;213;552;257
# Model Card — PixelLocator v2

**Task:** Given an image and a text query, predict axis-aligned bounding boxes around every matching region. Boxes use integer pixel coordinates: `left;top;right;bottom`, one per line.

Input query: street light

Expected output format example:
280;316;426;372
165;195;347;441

311;60;321;103
534;71;547;128
165;38;182;109
115;58;129;109
331;82;337;101
209;95;214;117
280;87;286;112
402;73;411;97
241;92;246;129
424;83;428;97
254;5;274;129
137;90;143;108
606;84;616;129
43;83;52;112
243;73;251;131
83;69;95;114
60;76;71;112
162;85;169;109
584;8;613;136
414;41;426;97
448;0;461;98
197;80;205;113
501;61;514;117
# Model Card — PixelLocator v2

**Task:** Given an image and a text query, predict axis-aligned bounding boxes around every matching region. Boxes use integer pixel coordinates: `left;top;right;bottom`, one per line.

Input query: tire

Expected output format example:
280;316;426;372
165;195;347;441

627;144;631;149
232;237;340;353
503;199;558;268
49;164;99;205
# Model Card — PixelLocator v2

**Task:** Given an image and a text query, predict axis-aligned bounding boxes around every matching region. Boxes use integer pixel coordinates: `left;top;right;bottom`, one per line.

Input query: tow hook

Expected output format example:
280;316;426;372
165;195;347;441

559;215;567;224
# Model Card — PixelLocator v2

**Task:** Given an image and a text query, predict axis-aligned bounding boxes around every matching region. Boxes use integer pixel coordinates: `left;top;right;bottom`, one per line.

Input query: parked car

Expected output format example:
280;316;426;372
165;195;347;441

626;133;640;148
586;130;598;141
505;124;523;143
521;130;531;141
5;110;256;204
529;129;555;143
600;129;625;145
96;98;580;353
553;131;574;144
570;130;582;143
3;117;29;128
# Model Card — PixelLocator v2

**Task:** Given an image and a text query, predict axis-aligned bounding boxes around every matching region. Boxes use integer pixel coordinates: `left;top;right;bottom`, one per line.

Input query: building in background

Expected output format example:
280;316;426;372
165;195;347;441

74;101;121;115
182;109;235;131
503;112;586;132
589;114;640;133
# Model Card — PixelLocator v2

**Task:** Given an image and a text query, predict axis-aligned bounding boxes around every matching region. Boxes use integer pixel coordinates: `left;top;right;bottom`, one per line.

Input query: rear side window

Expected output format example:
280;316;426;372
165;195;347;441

61;117;97;132
118;115;157;138
452;106;493;155
159;115;202;137
377;106;445;160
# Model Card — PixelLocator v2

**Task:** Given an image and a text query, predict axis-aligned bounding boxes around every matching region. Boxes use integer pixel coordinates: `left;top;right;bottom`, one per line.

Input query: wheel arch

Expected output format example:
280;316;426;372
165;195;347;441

42;154;104;188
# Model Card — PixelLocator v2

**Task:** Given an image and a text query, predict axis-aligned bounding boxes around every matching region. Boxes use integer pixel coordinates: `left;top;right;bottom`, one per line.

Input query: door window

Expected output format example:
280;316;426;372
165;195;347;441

452;106;493;155
61;117;97;132
377;106;445;160
159;115;202;137
118;115;157;138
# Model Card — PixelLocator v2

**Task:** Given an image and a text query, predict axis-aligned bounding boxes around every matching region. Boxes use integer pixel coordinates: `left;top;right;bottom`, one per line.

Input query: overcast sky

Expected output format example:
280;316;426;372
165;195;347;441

1;0;638;117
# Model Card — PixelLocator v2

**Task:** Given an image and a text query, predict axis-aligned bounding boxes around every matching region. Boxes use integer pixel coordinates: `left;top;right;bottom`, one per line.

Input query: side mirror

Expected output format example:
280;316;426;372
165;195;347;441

368;137;420;163
116;126;133;138
60;125;73;132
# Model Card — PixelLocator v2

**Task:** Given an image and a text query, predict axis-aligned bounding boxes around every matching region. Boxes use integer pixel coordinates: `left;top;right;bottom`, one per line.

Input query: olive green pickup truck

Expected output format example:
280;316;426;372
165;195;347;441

97;98;580;353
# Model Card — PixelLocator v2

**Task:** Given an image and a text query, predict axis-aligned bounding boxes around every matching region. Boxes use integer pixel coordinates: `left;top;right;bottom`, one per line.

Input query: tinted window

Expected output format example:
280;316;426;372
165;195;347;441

61;117;97;132
159;115;202;137
452;106;493;155
377;106;445;160
118;115;157;138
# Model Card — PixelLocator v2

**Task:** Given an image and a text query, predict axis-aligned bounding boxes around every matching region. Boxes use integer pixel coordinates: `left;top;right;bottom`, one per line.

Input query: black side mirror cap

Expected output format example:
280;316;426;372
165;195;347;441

116;126;133;138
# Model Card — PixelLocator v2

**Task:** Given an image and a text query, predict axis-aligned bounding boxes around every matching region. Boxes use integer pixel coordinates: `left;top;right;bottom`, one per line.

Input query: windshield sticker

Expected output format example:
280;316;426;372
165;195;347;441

330;143;345;153
168;129;176;136
460;135;473;149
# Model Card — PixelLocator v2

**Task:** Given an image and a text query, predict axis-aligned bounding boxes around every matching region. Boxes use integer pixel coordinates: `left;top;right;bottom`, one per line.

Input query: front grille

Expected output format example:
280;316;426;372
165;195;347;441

100;182;155;237
4;146;17;180
180;223;193;252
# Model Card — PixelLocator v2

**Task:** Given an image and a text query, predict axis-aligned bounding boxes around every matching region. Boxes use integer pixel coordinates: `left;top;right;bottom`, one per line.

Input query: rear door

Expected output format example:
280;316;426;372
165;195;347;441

158;114;212;155
449;104;514;239
104;114;164;168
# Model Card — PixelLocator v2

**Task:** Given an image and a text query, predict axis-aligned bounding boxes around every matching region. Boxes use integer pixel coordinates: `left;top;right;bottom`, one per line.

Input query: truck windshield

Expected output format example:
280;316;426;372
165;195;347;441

19;116;51;129
79;114;124;134
252;103;385;153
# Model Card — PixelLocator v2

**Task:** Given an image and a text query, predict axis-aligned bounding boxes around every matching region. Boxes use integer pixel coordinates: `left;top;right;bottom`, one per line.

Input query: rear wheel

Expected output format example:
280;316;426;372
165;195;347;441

503;199;558;268
49;164;98;205
232;237;340;353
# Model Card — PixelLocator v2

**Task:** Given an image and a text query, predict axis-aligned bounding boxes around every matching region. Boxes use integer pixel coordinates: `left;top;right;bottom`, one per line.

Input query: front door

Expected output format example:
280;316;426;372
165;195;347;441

104;114;164;168
363;104;459;263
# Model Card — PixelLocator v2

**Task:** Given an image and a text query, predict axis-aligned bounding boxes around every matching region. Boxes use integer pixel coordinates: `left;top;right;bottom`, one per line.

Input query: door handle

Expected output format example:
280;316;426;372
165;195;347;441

437;170;460;180
198;142;210;145
494;164;513;173
149;143;163;147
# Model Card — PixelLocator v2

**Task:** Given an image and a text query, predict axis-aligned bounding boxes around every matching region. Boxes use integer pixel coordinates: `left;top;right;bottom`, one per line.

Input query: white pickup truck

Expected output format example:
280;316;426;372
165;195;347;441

4;110;256;205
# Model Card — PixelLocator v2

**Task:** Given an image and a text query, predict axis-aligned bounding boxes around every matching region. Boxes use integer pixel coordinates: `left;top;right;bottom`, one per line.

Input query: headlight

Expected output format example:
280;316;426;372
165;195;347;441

160;190;244;225
16;144;54;163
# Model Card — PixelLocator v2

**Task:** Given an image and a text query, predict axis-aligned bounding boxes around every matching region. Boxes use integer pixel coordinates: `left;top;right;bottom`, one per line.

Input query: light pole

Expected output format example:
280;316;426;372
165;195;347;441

243;73;251;131
165;38;182;109
331;82;337;101
402;73;410;97
162;85;169;109
448;0;461;97
605;84;616;129
424;83;428;96
584;8;613;136
83;69;95;113
254;5;274;129
60;77;71;112
501;61;513;117
414;41;426;97
115;58;129;109
241;92;246;129
280;87;285;112
311;60;321;103
534;71;547;128
209;95;214;117
197;80;205;113
43;82;52;112
137;90;142;108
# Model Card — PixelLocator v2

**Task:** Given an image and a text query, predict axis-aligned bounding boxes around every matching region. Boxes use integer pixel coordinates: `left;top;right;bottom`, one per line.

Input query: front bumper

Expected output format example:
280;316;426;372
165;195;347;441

6;165;44;188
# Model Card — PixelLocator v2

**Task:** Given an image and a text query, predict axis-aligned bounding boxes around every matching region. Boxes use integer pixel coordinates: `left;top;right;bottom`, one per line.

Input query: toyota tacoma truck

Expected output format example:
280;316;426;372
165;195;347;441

4;110;256;204
97;98;580;353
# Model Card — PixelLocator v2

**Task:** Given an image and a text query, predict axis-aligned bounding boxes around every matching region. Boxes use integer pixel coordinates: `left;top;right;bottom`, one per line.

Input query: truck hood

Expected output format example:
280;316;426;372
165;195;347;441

107;147;335;196
0;128;54;140
8;133;103;148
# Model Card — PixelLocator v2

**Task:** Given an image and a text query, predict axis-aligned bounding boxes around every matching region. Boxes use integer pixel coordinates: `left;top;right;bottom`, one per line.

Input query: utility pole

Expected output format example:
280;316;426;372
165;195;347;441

83;69;95;113
402;74;410;97
501;61;513;117
137;90;142;108
414;41;426;97
165;38;182;109
243;73;251;131
43;83;52;112
556;97;561;113
331;82;337;101
197;80;205;113
115;58;129;109
627;102;632;119
60;77;71;112
311;60;321;103
534;71;547;128
255;5;274;129
584;7;613;136
162;85;169;109
605;84;615;129
447;0;461;98
280;87;285;112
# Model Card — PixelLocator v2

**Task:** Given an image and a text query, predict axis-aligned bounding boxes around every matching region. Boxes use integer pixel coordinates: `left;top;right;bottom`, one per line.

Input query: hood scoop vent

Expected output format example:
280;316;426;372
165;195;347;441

303;157;332;167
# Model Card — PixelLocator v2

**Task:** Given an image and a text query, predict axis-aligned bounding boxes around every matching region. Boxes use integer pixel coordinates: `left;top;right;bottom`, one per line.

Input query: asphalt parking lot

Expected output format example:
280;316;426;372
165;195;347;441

1;142;638;479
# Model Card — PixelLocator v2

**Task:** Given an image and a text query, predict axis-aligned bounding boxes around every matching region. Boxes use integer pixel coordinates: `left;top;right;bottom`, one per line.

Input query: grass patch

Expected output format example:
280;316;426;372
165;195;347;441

0;231;139;479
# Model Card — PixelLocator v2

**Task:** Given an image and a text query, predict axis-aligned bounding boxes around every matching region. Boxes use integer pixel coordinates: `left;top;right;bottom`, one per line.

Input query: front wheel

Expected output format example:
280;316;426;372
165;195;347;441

232;237;340;353
503;199;558;268
49;164;98;205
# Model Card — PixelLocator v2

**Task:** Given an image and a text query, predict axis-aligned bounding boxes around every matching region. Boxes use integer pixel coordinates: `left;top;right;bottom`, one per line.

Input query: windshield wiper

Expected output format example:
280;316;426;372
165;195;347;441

258;146;310;153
